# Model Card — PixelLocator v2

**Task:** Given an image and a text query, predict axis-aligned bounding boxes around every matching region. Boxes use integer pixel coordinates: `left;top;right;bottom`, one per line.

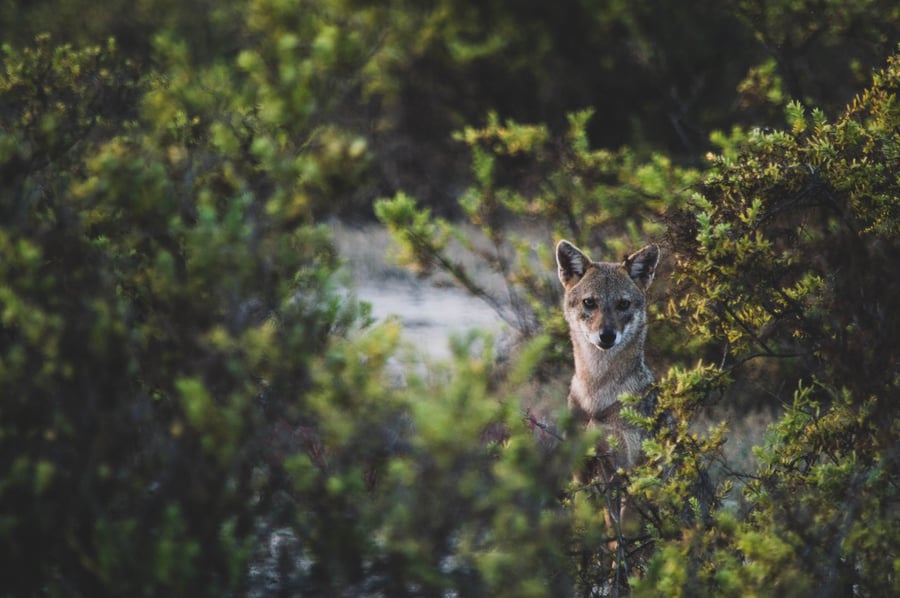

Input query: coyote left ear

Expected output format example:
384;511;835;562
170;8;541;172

556;240;591;287
624;244;660;290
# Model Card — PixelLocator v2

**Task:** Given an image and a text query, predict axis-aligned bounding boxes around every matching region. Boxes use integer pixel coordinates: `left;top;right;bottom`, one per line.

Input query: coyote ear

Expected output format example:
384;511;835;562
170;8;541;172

624;244;660;290
556;240;591;286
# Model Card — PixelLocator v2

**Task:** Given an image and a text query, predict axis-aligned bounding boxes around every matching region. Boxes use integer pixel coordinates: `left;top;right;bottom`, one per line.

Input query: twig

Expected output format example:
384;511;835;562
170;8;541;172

523;410;564;442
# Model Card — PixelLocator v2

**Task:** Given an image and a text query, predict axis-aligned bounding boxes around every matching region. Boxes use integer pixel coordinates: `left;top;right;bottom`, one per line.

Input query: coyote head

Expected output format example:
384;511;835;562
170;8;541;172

556;240;659;352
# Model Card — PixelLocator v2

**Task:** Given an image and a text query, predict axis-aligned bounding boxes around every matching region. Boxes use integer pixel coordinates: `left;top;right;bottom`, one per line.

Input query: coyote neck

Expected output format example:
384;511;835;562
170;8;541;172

568;332;652;420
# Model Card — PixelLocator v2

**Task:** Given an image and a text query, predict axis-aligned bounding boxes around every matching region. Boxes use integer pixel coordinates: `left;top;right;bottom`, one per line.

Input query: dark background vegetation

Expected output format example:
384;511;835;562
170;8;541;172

1;0;898;595
5;0;897;215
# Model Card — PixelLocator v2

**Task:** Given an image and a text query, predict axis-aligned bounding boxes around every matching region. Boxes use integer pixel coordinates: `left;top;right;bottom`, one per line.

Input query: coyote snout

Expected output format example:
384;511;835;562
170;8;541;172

580;297;637;351
596;329;617;350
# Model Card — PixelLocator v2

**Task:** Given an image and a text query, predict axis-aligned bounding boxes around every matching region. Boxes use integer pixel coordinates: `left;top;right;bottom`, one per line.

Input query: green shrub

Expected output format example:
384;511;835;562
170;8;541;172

0;33;362;595
633;50;900;597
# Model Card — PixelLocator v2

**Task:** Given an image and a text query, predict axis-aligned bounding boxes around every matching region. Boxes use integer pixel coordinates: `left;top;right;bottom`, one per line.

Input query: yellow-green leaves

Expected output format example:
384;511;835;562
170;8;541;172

785;100;807;134
374;192;451;276
455;111;550;156
176;377;249;464
655;50;900;598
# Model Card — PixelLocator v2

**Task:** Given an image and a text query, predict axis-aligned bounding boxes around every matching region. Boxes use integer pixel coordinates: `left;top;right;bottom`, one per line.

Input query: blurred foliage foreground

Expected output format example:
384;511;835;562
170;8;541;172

1;22;899;598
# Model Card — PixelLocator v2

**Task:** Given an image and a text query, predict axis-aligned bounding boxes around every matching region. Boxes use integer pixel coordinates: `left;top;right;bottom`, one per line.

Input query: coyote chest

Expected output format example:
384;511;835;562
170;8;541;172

556;240;659;471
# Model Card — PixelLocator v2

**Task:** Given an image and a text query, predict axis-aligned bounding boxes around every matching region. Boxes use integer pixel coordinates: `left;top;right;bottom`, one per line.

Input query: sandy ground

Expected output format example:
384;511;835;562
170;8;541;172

331;221;507;361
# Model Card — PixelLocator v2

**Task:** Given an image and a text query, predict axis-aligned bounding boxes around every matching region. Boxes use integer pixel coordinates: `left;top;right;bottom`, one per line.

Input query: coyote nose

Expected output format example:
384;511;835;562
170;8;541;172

598;330;617;349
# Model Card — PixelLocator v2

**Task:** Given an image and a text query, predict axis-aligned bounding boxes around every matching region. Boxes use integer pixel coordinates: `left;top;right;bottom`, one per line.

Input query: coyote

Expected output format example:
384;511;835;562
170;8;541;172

556;240;660;478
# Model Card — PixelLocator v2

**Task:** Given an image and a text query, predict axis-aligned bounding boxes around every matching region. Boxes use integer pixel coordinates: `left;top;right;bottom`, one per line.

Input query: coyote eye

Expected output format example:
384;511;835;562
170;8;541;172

616;299;631;311
582;297;597;309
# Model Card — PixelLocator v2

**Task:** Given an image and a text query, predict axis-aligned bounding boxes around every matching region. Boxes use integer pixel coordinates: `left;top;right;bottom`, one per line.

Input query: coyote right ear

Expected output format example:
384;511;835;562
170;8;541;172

624;244;660;290
556;240;591;286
